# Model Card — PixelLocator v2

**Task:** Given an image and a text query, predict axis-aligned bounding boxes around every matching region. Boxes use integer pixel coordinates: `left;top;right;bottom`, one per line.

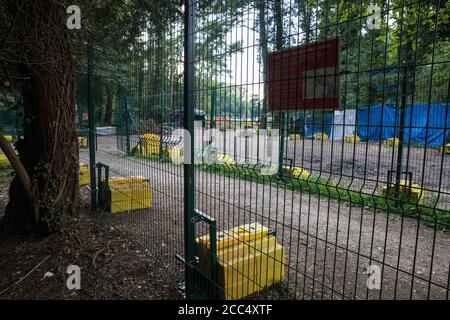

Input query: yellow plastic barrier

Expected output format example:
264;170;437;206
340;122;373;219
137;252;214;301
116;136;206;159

78;136;88;148
345;135;360;144
441;143;450;154
134;133;161;155
289;134;302;141
79;162;90;186
106;177;152;213
4;135;13;142
216;153;235;165
381;179;424;204
0;153;10;167
242;121;257;129
314;133;328;141
196;223;285;300
384;138;399;147
281;165;311;180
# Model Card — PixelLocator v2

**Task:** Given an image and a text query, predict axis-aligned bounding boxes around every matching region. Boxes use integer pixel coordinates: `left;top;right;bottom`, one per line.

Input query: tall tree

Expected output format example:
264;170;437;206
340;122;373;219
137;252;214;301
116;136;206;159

1;0;78;234
256;0;268;128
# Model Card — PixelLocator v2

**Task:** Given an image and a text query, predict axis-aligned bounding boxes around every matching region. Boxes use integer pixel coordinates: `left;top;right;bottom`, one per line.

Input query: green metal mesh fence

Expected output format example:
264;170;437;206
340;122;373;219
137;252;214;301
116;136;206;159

79;0;450;300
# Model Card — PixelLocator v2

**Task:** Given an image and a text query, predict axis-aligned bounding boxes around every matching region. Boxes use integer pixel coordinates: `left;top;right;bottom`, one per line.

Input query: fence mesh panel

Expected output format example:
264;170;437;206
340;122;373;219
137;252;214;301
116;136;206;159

77;0;450;300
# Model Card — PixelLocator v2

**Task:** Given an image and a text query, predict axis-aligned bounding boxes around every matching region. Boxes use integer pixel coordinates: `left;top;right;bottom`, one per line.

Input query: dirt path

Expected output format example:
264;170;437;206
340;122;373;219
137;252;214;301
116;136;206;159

0;199;181;300
81;136;450;300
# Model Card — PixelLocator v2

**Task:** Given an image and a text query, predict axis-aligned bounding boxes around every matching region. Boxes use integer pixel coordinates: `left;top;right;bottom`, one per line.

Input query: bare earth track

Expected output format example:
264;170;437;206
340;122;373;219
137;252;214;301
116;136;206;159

81;135;450;300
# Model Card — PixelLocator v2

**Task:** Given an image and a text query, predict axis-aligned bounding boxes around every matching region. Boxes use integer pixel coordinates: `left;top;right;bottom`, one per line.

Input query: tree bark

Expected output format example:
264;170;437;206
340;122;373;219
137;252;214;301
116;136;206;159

3;0;78;236
272;0;284;129
104;83;114;125
257;0;268;129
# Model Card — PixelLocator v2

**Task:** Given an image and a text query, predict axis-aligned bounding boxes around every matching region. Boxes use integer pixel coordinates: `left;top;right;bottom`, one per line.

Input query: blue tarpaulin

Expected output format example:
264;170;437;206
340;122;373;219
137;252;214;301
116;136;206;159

304;112;333;138
404;104;450;147
356;103;450;147
356;104;399;141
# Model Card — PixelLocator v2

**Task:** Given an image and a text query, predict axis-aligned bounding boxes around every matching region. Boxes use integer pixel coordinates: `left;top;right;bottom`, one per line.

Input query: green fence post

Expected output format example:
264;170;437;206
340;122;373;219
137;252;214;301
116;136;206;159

210;88;216;129
13;111;19;142
160;91;165;160
125;97;131;155
278;112;286;177
394;65;408;206
87;42;97;212
184;0;197;300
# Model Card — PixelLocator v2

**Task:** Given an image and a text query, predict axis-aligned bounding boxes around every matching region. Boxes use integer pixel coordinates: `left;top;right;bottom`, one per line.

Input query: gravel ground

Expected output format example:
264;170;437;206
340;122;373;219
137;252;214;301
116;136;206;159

80;135;450;300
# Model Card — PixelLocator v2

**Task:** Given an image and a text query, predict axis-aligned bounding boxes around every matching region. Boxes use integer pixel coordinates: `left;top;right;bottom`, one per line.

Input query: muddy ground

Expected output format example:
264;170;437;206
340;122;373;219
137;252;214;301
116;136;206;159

81;135;450;300
0;175;181;300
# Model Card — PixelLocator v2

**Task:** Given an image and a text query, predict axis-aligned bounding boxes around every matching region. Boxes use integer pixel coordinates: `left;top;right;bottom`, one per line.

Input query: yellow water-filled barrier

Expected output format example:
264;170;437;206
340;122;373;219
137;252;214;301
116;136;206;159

103;177;152;213
4;135;13;142
384;138;399;147
281;165;311;180
289;134;302;141
0;153;10;167
134;133;161;156
441;143;450;154
135;135;160;155
345;135;360;144
78;136;88;148
79;162;90;186
196;223;285;300
381;179;424;204
314;133;328;141
216;153;235;165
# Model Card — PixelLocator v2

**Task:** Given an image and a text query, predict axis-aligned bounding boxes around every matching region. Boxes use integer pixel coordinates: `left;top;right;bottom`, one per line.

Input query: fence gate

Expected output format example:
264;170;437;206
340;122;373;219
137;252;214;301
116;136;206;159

82;0;450;300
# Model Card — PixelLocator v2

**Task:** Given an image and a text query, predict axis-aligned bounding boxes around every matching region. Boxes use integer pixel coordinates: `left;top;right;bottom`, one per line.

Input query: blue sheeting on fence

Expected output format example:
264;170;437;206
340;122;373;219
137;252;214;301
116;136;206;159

304;112;333;138
356;103;450;147
356;104;399;141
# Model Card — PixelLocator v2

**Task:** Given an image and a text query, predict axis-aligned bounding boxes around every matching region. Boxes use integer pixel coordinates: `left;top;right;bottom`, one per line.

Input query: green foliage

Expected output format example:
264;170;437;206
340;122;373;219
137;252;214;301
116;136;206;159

201;162;450;230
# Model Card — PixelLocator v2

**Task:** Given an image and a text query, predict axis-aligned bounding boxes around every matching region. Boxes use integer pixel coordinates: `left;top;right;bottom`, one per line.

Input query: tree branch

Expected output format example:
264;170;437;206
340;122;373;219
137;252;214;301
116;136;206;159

0;132;34;206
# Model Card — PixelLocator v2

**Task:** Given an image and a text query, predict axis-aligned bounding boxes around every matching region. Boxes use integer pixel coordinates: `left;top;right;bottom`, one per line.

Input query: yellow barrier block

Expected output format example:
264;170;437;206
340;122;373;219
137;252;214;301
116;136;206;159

441;143;450;154
289;134;302;141
216;153;235;165
134;134;161;155
345;135;360;144
384;138;399;147
166;147;183;160
314;133;328;141
196;223;285;300
135;142;160;155
4;135;13;142
78;136;88;148
381;179;424;204
282;165;311;180
106;177;152;213
0;154;10;167
79;162;90;186
242;121;256;129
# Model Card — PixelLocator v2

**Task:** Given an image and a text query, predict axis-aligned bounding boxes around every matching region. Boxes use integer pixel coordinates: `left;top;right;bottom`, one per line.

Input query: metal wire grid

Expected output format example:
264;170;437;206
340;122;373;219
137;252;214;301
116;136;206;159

81;0;450;300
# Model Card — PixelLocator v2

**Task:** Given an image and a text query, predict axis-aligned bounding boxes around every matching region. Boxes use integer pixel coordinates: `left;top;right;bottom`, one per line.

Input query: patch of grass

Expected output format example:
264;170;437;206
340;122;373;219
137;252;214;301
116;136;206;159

128;150;450;231
200;163;450;230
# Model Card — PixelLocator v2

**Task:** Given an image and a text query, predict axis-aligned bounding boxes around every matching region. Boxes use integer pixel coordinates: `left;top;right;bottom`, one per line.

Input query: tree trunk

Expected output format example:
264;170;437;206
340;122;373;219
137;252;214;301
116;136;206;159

4;0;78;236
257;0;268;129
298;0;312;43
104;83;114;125
272;0;284;129
95;76;104;125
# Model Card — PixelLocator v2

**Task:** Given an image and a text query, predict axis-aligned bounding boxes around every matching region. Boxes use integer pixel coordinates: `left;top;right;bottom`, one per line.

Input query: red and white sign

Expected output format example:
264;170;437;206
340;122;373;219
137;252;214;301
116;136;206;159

82;112;89;121
267;38;340;111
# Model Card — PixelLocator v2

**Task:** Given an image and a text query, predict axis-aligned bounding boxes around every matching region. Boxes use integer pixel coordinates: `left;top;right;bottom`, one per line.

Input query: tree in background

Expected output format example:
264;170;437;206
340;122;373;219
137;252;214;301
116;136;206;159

0;0;179;235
